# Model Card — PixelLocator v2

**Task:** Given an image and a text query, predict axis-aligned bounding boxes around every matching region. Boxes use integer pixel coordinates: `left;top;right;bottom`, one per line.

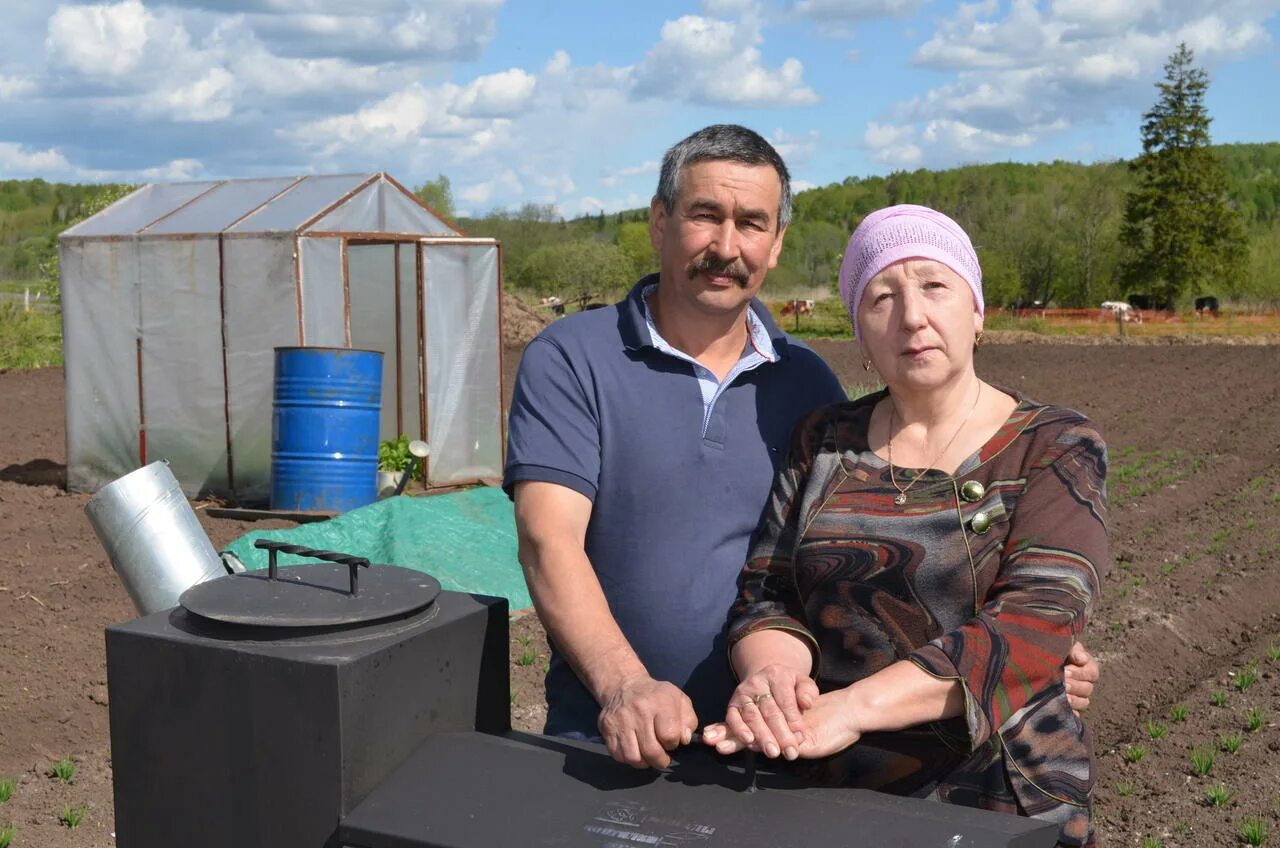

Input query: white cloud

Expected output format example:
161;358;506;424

863;122;922;166
454;68;537;117
576;196;606;215
0;75;36;100
288;69;535;156
770;127;820;163
456;167;523;210
632;15;818;107
601;160;659;188
0;142;74;175
136;158;205;180
791;179;817;192
46;0;154;77
142;67;235;122
792;0;928;21
870;0;1277;167
242;0;505;62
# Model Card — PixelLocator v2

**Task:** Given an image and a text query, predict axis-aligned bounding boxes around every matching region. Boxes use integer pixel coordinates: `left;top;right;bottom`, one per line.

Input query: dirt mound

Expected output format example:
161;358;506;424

502;290;551;348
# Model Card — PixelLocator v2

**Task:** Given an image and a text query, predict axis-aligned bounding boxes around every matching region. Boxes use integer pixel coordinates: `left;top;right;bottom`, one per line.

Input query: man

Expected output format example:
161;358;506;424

504;124;1097;770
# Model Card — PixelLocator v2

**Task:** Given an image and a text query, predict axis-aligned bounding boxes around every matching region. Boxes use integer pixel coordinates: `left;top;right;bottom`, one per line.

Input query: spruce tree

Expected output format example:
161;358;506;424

1120;43;1246;307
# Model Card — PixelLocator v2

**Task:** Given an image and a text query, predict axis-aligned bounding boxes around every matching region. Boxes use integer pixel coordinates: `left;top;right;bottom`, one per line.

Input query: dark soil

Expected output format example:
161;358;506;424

2;339;1279;847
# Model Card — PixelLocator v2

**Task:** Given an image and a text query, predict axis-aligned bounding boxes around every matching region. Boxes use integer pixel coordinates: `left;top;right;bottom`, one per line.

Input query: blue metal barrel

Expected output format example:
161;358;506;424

270;347;383;512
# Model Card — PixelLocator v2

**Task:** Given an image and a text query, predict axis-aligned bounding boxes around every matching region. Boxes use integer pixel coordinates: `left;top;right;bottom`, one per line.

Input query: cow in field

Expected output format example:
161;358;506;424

1195;296;1220;317
780;299;815;317
1101;301;1137;322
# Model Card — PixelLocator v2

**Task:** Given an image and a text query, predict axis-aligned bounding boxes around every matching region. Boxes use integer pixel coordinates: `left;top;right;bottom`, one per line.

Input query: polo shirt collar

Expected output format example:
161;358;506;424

619;274;793;358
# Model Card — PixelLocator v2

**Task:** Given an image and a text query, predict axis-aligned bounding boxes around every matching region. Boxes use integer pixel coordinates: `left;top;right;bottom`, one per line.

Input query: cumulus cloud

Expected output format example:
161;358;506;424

770;127;821;163
289;67;535;156
791;0;928;21
601;160;659;188
453;68;536;117
141;67;235;122
238;0;505;62
863;122;922;166
632;15;818;107
0;142;74;175
0;75;37;100
866;0;1276;167
46;0;155;77
456;167;523;211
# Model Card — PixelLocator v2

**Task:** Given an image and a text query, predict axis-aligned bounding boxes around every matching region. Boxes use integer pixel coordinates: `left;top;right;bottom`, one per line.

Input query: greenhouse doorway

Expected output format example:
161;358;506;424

347;240;423;445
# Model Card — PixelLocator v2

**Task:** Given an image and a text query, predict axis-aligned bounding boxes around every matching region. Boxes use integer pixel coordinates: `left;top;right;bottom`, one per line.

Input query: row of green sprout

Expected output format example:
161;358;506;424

1123;652;1277;846
0;757;93;845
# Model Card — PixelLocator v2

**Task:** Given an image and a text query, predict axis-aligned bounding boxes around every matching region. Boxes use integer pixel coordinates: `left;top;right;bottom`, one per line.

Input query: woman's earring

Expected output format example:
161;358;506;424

974;331;985;348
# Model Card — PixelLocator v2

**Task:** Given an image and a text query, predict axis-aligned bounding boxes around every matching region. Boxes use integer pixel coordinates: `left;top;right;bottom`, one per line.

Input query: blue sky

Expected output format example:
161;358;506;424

1;0;1277;217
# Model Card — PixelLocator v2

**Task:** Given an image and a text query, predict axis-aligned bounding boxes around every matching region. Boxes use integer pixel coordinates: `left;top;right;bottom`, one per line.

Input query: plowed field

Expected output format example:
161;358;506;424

2;339;1278;847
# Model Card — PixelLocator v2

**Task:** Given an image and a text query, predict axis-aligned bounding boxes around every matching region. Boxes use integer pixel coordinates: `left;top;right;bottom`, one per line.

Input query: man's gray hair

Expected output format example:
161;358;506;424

655;124;792;230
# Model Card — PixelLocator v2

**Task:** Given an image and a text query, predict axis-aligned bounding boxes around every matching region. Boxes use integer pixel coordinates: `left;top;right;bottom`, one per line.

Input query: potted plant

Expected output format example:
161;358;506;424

377;435;428;498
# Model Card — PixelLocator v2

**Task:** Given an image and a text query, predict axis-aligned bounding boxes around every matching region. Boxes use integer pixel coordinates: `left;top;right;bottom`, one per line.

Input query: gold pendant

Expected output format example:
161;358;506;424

894;494;907;505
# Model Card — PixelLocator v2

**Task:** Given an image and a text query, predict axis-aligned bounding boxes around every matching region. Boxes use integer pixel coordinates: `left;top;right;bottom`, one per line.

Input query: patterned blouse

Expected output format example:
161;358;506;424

728;388;1108;847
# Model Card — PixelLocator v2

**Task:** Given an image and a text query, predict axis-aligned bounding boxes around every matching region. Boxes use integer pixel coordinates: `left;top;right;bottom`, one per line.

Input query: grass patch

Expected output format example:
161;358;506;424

1170;703;1190;722
1239;815;1269;846
1211;689;1228;707
1122;744;1148;764
1247;708;1265;732
1140;837;1162;848
0;779;11;805
514;634;539;667
1115;781;1134;797
1109;448;1206;506
49;757;75;783
59;803;87;829
1235;661;1260;692
1206;782;1234;806
1220;732;1244;754
0;302;61;369
0;825;13;848
1190;746;1217;777
1146;720;1168;740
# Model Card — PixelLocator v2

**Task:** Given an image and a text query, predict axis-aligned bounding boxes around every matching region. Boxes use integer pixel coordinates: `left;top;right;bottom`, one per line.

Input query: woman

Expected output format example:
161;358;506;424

702;204;1107;847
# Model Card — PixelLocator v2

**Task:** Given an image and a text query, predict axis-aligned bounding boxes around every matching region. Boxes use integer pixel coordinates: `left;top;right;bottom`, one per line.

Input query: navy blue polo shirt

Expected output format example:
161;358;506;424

504;276;845;738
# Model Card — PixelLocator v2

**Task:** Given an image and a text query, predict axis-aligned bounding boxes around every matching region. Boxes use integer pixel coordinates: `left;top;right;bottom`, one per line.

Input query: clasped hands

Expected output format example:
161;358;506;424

700;663;857;761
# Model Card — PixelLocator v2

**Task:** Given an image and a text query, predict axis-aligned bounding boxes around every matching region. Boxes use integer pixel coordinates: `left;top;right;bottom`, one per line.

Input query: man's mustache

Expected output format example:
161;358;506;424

689;254;749;287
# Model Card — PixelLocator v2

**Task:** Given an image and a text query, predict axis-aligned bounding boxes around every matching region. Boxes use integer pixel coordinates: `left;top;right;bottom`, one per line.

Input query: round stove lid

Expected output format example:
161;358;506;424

179;541;441;628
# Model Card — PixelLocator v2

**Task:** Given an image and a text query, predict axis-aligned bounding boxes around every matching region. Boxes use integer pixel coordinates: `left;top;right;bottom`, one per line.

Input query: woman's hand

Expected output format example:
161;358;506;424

701;664;818;760
785;689;863;758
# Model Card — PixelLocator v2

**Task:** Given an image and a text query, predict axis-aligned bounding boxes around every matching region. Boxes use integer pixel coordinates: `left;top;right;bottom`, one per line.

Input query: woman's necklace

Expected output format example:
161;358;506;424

887;382;983;506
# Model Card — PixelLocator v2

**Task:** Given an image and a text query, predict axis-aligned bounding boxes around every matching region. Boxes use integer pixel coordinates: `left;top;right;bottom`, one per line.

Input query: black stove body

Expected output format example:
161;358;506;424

106;574;508;848
106;549;1057;848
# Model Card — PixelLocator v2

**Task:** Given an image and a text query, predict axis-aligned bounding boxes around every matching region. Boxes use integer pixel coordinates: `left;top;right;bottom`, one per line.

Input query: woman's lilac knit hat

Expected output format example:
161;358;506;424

838;204;984;338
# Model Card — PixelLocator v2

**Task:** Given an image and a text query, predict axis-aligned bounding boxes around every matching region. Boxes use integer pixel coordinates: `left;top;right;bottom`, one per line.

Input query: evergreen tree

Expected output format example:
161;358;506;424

1120;43;1246;306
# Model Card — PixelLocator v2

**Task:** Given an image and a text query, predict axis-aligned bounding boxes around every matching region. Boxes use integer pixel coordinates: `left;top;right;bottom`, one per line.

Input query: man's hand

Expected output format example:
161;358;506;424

598;675;698;770
1064;641;1100;716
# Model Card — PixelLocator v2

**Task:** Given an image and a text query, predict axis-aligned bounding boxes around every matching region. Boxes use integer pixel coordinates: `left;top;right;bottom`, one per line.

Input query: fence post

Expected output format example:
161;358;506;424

1116;309;1124;338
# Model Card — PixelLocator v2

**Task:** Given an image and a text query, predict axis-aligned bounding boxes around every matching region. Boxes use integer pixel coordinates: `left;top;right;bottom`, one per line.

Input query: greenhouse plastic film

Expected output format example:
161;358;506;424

423;242;502;483
62;239;144;492
138;238;229;496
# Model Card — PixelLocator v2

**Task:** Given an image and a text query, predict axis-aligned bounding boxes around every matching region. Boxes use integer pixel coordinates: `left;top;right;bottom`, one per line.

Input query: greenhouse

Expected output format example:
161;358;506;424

59;172;504;503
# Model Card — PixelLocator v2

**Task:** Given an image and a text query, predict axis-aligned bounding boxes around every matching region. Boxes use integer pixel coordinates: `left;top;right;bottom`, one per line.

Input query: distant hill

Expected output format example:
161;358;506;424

4;142;1278;305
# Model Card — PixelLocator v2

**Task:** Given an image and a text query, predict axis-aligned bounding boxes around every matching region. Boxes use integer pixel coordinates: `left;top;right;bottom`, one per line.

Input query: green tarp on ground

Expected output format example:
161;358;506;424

222;487;532;613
